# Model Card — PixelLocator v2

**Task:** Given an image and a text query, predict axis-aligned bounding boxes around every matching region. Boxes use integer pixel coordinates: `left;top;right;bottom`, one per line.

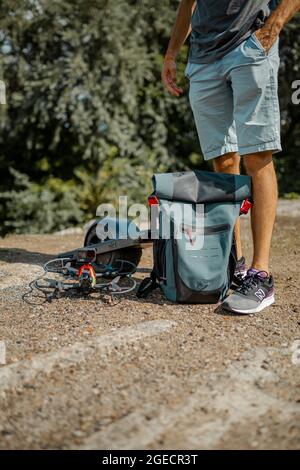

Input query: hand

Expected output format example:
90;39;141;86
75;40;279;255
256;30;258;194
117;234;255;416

161;56;183;97
253;27;278;53
185;227;196;246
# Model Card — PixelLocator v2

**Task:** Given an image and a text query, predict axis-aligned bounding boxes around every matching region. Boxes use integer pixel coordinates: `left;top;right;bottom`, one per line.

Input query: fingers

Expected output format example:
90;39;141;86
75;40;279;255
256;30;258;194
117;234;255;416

161;59;184;97
185;227;196;246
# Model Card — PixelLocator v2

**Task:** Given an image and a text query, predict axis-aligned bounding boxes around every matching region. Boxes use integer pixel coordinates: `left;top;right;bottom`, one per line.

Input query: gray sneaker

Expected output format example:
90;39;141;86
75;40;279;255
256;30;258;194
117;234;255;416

222;271;275;314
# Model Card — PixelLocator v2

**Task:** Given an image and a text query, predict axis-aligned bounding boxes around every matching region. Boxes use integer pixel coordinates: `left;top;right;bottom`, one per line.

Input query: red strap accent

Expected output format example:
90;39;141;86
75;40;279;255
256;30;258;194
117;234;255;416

148;195;159;206
240;198;253;215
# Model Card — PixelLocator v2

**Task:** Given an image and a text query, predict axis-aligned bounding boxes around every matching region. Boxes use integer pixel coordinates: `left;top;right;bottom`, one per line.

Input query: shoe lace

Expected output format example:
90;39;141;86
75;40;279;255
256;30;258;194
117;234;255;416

237;271;267;295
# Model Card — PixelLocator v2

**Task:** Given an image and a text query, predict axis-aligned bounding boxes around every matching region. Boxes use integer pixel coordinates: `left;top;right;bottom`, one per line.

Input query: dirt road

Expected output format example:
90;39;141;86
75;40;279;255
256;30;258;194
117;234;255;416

0;201;299;449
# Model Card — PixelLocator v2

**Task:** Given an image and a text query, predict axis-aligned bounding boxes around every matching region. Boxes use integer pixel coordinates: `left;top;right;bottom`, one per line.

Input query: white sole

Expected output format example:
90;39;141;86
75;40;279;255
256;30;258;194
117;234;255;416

223;294;275;315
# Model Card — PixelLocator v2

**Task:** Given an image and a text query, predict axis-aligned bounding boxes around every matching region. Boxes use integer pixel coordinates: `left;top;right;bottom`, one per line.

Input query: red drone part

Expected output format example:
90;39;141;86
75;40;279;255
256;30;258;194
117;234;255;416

77;263;97;289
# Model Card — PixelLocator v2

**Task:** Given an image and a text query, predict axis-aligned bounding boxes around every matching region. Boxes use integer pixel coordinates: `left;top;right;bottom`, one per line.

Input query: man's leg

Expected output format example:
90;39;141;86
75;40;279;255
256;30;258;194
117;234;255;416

222;150;277;314
243;151;278;273
219;31;280;314
213;152;243;260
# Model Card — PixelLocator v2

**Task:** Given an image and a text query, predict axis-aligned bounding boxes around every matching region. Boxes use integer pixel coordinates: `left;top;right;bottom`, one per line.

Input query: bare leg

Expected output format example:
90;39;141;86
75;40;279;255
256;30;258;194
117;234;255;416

243;151;278;274
213;152;242;259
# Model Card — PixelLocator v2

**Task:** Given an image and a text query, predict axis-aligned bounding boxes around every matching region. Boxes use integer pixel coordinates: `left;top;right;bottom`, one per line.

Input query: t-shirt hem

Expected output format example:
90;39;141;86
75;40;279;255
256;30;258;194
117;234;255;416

188;31;253;64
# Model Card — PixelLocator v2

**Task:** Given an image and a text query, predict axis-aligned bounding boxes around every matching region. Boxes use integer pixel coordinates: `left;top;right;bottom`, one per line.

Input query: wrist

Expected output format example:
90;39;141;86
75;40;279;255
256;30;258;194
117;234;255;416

265;14;285;36
164;51;177;61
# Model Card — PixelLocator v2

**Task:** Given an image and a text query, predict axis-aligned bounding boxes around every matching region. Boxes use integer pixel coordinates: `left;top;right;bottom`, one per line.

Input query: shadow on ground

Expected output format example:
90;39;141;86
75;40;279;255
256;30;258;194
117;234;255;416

0;248;56;266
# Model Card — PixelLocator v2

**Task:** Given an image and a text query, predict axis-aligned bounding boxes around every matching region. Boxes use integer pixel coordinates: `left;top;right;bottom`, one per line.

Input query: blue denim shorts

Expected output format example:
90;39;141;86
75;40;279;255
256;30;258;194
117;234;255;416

185;33;281;161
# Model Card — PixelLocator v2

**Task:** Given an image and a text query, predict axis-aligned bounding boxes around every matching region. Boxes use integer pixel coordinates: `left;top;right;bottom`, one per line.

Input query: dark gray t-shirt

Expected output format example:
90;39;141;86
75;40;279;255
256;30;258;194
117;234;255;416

188;0;281;63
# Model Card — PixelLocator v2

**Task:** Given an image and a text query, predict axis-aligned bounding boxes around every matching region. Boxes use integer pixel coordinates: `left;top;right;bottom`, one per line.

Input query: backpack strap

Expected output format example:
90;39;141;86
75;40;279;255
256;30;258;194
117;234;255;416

136;271;159;298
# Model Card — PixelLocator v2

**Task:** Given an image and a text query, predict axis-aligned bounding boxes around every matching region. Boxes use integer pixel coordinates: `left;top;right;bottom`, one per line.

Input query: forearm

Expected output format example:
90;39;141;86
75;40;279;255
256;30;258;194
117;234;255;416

165;0;196;59
264;0;300;36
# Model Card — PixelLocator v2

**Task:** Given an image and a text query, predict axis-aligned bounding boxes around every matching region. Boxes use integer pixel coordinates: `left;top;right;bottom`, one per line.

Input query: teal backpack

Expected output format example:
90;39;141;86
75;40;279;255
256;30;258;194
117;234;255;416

137;170;252;304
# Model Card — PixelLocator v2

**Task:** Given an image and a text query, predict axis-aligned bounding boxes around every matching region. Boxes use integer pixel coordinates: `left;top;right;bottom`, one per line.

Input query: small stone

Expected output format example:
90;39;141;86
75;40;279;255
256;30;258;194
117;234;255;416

72;430;85;438
23;383;36;390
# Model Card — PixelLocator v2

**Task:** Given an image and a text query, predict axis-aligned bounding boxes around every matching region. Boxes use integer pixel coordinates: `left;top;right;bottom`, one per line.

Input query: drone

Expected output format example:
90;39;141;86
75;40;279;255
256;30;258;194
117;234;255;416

23;197;156;304
25;249;141;305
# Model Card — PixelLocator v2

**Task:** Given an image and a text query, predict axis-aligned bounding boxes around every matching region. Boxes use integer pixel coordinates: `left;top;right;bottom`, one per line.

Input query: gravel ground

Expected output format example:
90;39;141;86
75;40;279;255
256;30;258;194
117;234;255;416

0;200;299;450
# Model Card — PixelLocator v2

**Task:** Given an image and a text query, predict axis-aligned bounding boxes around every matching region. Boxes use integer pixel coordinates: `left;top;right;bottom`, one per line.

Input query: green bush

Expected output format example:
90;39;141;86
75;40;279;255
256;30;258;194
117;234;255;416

0;169;83;234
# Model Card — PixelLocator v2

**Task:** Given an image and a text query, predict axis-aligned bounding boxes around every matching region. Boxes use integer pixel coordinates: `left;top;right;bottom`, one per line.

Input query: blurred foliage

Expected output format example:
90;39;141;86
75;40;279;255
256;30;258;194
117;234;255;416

0;168;83;233
0;0;299;233
276;19;300;195
283;192;300;200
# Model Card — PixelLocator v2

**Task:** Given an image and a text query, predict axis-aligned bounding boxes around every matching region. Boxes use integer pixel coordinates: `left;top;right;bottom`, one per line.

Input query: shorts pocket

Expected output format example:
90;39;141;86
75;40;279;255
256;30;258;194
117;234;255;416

251;32;267;55
250;32;279;57
184;62;206;81
184;62;192;79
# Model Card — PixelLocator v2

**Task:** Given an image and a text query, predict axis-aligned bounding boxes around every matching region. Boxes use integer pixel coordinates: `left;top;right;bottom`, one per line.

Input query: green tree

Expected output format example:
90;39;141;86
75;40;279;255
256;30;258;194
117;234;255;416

276;20;300;195
0;1;299;234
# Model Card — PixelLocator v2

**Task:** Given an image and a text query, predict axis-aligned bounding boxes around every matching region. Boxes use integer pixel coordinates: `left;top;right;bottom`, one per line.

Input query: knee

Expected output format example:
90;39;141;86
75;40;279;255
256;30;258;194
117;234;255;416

244;151;273;176
213;152;240;173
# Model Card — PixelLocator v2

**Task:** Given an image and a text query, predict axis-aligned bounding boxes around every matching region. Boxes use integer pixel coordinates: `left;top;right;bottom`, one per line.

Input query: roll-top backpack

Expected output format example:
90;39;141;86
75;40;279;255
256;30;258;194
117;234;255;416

137;170;252;304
